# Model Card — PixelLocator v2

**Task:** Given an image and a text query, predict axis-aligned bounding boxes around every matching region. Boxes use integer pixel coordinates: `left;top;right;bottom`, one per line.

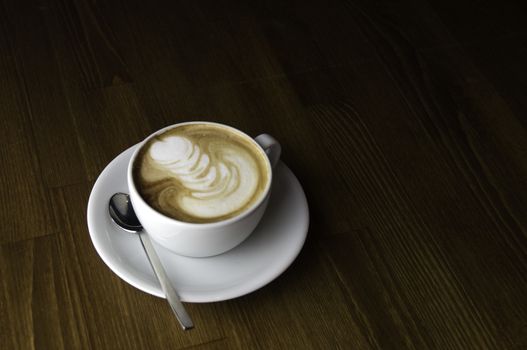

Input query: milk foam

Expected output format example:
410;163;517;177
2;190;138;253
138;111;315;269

138;127;267;222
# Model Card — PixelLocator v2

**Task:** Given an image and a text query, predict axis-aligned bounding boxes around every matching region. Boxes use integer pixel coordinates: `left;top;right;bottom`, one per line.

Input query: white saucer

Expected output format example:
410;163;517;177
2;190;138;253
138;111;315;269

87;145;309;303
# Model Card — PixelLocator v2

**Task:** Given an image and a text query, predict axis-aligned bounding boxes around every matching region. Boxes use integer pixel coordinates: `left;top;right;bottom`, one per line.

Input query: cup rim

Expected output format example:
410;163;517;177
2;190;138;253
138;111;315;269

127;121;273;228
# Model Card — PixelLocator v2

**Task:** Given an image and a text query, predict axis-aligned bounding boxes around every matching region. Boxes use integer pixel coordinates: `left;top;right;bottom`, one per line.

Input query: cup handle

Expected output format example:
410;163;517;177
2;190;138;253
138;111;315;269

255;134;281;168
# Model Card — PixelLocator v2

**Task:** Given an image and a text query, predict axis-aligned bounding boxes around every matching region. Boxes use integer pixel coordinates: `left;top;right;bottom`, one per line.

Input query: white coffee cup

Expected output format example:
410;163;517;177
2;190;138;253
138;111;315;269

127;121;281;257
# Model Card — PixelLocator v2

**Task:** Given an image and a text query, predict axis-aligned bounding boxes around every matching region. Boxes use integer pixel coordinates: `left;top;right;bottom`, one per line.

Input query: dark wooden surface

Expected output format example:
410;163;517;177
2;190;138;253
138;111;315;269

1;0;527;348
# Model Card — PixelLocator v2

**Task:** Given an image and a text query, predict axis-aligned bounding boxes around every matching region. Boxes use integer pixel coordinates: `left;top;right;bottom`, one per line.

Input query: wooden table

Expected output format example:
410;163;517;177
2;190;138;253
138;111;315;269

2;0;527;348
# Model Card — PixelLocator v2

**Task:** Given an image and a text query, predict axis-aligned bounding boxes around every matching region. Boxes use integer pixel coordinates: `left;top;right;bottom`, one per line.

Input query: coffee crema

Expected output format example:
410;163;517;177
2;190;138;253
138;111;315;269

133;124;270;223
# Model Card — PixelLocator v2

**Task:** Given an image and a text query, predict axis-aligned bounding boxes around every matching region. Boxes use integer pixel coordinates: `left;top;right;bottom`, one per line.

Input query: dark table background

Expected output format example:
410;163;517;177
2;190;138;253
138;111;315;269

1;0;527;349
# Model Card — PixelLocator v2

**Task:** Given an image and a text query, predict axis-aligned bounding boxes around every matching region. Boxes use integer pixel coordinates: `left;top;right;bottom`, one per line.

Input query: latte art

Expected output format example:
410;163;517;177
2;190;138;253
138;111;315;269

133;124;270;223
149;135;258;216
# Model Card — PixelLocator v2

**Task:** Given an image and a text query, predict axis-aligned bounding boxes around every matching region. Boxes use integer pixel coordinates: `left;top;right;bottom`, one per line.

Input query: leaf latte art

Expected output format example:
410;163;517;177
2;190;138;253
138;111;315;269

134;124;270;223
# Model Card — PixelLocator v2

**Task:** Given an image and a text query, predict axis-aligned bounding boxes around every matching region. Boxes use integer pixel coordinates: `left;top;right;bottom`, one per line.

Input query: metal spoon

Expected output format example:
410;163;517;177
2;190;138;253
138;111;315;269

109;192;194;330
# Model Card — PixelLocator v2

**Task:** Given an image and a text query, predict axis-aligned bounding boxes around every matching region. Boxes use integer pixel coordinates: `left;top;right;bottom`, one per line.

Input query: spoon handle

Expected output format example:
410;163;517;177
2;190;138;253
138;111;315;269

139;232;194;330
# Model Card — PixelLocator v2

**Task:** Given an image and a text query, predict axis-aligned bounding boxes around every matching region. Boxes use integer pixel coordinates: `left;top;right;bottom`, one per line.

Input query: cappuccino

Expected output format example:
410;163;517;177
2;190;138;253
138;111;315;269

133;124;270;223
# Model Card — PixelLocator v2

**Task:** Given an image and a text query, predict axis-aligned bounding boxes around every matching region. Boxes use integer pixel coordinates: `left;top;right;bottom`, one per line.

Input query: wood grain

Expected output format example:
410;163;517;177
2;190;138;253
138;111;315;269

3;0;86;187
211;240;371;349
1;0;527;348
0;235;85;349
0;2;56;243
427;0;527;43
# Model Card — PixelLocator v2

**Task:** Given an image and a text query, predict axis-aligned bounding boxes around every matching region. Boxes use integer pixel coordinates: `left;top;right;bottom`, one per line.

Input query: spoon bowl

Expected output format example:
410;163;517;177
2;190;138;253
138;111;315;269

109;192;143;232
